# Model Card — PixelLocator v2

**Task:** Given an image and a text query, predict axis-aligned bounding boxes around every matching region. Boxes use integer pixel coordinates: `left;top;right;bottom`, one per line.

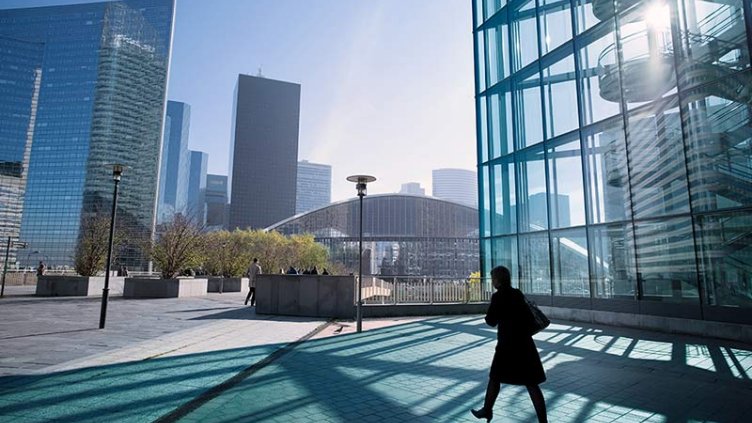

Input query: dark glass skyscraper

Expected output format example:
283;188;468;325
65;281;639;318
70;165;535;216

1;0;175;269
186;150;208;223
473;0;752;324
229;74;300;230
205;174;228;230
157;100;191;223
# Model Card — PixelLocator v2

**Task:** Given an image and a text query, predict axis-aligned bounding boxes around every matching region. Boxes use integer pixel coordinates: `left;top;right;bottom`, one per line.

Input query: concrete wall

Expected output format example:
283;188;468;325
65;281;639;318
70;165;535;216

207;277;248;293
35;276;124;296
123;278;208;298
256;275;354;319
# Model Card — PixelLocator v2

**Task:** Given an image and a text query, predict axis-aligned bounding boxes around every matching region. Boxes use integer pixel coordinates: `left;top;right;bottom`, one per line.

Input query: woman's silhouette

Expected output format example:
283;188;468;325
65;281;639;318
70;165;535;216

471;266;547;422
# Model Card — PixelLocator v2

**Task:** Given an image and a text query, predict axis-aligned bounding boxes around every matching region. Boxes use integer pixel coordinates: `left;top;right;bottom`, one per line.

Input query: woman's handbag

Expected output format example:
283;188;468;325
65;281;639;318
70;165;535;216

524;296;550;335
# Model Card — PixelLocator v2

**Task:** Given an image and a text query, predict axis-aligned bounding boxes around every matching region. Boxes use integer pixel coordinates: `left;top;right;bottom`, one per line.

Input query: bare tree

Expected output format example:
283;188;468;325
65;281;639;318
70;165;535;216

149;213;205;279
74;214;121;277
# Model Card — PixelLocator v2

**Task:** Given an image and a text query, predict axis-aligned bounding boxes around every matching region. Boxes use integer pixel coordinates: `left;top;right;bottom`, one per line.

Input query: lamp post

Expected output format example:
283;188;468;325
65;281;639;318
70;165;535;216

346;175;376;333
99;164;124;329
1;237;27;298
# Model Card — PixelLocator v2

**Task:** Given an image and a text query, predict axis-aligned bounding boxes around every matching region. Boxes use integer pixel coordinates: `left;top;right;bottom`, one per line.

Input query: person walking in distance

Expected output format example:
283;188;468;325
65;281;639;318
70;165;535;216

471;265;547;422
244;258;262;306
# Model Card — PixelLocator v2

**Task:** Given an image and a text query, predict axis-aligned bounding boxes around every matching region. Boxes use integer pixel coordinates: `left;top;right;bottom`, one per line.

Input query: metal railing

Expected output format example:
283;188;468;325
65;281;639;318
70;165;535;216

358;276;493;305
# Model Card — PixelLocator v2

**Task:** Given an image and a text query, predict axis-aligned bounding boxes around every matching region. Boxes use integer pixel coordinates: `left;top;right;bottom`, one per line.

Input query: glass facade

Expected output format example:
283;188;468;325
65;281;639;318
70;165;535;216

157;100;191;223
268;194;480;278
432;168;478;207
1;0;175;270
473;0;752;322
296;160;331;215
205;174;228;231
186;150;208;224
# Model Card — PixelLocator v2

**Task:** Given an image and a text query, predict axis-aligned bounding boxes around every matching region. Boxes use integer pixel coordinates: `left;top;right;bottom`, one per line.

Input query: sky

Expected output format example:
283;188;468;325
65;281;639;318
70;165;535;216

2;0;477;202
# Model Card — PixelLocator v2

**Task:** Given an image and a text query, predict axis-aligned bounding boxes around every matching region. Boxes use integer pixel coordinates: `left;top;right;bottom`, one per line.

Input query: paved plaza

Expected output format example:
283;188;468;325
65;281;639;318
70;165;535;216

0;287;751;422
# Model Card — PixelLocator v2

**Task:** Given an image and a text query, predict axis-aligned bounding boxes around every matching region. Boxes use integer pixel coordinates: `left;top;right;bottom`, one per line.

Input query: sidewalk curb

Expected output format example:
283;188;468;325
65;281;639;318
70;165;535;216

154;318;335;423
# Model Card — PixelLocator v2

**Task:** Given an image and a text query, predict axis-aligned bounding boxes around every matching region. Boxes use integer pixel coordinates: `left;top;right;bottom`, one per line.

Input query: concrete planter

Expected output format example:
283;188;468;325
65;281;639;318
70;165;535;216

35;275;124;297
123;278;208;298
207;277;248;293
256;275;355;319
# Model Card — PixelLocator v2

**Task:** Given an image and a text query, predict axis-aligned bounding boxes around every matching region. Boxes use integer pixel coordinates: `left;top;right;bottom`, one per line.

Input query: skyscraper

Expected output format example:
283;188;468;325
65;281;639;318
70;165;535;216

473;0;752;323
205;174;228;231
399;182;426;196
296;160;331;214
0;36;43;266
157;101;191;223
186;150;208;224
1;0;175;269
432;168;477;207
229;74;300;229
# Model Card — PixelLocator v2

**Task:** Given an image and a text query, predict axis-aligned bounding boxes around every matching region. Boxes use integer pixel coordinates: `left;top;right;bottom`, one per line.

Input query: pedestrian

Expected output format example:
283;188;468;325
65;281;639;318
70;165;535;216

122;265;129;277
322;268;330;275
311;266;319;275
286;266;298;275
471;265;547;422
36;261;46;277
245;258;262;306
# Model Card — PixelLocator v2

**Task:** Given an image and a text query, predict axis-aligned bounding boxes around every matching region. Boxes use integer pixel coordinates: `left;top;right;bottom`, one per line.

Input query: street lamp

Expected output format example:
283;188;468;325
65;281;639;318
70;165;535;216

1;237;27;298
99;164;124;329
346;174;376;333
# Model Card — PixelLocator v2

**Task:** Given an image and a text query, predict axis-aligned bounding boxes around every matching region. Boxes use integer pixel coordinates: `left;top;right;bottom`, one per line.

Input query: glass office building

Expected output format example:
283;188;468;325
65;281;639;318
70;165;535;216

268;194;480;278
473;0;752;323
296;160;332;215
1;0;175;269
157;101;191;223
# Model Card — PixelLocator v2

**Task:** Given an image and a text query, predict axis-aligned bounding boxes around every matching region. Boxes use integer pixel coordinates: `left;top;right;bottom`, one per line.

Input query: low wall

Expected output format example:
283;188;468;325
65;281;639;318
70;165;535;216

123;278;208;298
35;276;125;297
207;277;248;293
256;275;355;319
362;303;489;318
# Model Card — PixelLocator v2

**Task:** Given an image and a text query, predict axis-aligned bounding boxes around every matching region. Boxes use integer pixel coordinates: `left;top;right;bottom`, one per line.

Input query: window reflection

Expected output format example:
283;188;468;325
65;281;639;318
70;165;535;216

583;118;631;224
551;228;589;296
590;223;637;298
517;146;548;231
519;231;551;294
492;158;516;234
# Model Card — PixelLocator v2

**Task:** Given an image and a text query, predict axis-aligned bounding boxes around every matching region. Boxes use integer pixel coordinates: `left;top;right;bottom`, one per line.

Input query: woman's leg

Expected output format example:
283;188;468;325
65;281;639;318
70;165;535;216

526;384;548;423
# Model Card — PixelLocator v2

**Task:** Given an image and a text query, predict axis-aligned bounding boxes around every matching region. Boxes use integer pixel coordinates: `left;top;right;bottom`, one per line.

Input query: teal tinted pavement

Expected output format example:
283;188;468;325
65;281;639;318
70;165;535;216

1;315;751;422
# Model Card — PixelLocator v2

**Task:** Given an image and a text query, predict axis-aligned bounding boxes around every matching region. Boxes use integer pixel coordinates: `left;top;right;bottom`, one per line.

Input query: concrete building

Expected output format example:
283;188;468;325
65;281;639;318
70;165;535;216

186;151;208;224
399;182;425;196
432;168;477;207
229;74;300;230
296;160;331;214
2;0;175;269
473;0;752;324
157;101;191;223
205;174;228;231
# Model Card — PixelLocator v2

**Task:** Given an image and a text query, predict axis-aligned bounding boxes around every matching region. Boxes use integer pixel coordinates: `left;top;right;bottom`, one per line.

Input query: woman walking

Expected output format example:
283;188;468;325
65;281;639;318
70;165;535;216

471;266;548;422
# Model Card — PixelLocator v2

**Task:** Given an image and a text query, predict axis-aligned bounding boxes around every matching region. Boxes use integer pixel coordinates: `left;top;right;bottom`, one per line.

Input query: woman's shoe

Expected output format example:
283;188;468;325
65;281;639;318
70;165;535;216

471;408;493;422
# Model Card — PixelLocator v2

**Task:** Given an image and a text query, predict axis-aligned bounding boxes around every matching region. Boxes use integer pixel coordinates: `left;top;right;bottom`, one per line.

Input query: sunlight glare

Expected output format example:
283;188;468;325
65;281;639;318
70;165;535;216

645;2;671;30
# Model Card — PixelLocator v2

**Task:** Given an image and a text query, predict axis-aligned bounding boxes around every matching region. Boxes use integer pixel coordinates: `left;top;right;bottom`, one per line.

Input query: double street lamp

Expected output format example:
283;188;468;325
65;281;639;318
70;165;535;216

346;174;376;333
99;164;124;329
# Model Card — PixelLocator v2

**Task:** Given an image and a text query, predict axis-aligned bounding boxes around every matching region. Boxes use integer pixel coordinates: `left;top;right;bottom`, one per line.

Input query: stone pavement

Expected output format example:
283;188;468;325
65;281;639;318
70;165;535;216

0;289;751;422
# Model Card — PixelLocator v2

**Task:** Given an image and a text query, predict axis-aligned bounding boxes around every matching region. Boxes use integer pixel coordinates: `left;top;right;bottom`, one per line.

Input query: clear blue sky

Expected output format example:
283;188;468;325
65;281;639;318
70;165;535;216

2;0;476;202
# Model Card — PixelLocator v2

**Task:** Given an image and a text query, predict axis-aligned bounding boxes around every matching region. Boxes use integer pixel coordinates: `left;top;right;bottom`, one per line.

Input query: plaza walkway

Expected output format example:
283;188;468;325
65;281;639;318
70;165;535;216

0;288;750;422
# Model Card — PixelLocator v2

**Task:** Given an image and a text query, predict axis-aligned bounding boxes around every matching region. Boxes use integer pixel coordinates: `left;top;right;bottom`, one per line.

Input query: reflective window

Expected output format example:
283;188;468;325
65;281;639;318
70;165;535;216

485;0;507;22
578;21;622;125
551;228;589;296
514;71;544;148
476;31;487;93
626;98;690;219
695;211;752;308
510;0;539;71
583;118;631;224
519;231;551;294
682;72;752;212
589;223;637;298
492;158;516;235
574;0;608;34
547;133;586;228
517;146;548;231
538;0;572;55
492;235;518;287
478;96;489;163
635;217;699;301
542;51;579;138
489;88;514;159
481;165;491;237
486;18;510;88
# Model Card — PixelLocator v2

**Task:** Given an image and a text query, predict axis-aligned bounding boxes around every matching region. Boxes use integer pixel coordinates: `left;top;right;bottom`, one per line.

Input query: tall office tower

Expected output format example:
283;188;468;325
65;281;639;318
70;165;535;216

229;74;300;229
205;174;228;230
0;36;43;266
186;150;208;224
296;160;331;214
157;101;191;223
399;182;426;196
1;0;175;269
473;0;752;324
432;168;477;207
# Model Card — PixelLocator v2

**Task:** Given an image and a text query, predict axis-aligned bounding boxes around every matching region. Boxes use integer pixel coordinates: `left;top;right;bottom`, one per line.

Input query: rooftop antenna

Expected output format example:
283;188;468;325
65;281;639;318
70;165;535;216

256;65;264;78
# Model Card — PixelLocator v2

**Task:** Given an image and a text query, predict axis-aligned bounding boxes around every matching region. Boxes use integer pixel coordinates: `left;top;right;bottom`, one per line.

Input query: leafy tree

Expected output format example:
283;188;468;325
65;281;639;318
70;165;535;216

149;214;205;279
202;230;251;277
74;214;122;277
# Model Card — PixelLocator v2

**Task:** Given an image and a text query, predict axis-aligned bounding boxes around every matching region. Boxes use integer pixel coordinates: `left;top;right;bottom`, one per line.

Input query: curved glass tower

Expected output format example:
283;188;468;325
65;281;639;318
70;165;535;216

473;0;752;324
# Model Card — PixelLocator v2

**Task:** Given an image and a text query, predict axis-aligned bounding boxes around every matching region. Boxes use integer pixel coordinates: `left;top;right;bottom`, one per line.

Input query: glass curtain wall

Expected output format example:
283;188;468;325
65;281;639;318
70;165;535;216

474;0;752;321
